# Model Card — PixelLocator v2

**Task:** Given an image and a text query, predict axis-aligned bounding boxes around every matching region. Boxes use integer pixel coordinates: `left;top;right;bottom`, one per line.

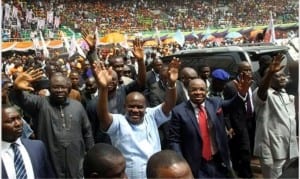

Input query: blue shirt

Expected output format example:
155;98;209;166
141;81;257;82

107;104;170;179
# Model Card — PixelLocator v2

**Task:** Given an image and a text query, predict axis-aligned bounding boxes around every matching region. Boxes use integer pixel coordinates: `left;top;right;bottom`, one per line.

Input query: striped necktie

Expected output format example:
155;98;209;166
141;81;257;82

11;143;27;179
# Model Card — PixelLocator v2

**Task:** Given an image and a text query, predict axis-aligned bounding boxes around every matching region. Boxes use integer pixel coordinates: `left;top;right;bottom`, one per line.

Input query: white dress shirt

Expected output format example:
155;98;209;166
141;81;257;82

1;138;34;179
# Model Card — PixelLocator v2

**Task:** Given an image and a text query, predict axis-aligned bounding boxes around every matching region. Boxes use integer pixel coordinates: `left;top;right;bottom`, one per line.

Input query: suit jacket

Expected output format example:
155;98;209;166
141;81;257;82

2;138;56;178
223;81;252;134
146;70;158;88
147;80;186;107
168;97;240;178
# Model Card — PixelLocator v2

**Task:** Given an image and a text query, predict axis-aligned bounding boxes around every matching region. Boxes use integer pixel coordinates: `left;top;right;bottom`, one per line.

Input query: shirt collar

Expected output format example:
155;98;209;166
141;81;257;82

270;88;286;94
190;100;205;109
2;138;21;151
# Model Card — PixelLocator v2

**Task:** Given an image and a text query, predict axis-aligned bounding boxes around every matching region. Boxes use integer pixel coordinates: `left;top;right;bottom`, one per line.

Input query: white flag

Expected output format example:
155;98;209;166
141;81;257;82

154;27;161;45
54;16;60;28
16;17;21;30
61;32;70;53
69;35;77;58
37;18;45;30
75;36;86;58
40;31;49;58
12;6;18;19
95;27;99;47
4;3;11;21
263;11;276;44
32;36;39;51
47;11;54;24
26;9;33;22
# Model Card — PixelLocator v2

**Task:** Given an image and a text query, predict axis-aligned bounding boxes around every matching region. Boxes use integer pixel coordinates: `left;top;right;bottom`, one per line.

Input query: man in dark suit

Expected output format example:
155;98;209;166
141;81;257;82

223;62;254;178
168;76;251;178
2;105;56;178
147;64;186;149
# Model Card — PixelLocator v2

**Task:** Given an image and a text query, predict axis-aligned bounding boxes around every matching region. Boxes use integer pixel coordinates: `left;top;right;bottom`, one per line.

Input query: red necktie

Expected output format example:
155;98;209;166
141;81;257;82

198;106;212;160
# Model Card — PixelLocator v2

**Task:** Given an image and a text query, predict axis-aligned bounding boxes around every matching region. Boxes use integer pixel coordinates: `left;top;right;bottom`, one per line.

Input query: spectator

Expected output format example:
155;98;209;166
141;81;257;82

94;57;180;179
198;64;211;89
9;70;94;178
82;31;147;144
223;61;254;178
83;143;127;179
146;150;193;179
253;54;298;178
168;75;251;178
2;104;56;178
179;67;199;101
81;76;98;108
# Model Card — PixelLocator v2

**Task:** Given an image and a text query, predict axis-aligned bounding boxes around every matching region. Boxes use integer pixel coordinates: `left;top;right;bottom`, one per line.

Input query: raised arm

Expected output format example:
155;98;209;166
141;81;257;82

132;38;146;88
161;57;181;115
233;70;254;97
92;61;114;131
257;54;285;101
81;29;99;64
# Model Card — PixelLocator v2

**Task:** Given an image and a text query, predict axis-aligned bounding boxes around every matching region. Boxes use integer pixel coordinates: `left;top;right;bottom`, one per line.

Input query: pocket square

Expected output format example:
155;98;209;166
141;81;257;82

217;108;223;115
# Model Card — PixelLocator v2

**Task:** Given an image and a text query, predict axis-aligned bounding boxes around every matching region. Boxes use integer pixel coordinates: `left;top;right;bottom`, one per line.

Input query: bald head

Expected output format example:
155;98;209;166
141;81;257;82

147;150;193;179
83;143;126;178
180;67;198;88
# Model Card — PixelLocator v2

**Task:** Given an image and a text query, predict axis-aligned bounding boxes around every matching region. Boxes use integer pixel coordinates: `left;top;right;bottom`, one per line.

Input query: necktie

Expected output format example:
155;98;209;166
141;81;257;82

11;143;27;179
198;106;212;160
246;94;252;118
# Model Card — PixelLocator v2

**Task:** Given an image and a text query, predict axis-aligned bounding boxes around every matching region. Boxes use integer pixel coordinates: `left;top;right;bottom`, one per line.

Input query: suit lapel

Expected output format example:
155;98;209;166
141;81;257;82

205;100;217;127
185;102;201;138
1;160;8;178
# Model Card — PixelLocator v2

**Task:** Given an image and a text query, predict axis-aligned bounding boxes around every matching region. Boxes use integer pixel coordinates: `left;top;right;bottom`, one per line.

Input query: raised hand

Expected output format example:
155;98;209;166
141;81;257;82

268;53;285;74
132;38;144;61
81;29;96;52
233;72;253;96
168;57;181;83
92;61;113;88
14;68;43;91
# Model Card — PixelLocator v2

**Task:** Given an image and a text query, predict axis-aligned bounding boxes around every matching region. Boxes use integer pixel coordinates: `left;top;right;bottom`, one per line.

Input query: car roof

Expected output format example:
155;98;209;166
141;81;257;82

170;45;289;56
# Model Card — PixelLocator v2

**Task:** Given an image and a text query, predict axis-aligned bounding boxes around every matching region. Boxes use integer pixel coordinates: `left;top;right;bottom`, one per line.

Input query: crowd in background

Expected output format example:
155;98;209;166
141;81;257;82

2;0;298;40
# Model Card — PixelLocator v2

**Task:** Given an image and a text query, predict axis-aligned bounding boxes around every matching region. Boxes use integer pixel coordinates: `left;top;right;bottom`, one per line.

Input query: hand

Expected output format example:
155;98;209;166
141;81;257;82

168;57;181;84
268;53;285;74
132;38;144;61
233;72;253;96
92;61;113;88
81;29;96;52
14;68;43;91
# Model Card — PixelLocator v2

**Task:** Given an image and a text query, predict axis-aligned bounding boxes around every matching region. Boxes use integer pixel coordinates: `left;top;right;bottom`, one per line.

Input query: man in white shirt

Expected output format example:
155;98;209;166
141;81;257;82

1;105;55;178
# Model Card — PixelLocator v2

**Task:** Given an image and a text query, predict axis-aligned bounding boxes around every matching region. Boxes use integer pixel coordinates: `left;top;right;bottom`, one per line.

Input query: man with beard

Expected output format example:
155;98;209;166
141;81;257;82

93;57;180;179
253;54;298;178
9;69;94;178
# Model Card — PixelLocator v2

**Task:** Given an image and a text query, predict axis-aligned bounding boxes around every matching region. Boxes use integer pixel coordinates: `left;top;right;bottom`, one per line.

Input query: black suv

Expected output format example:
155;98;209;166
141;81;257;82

161;44;297;78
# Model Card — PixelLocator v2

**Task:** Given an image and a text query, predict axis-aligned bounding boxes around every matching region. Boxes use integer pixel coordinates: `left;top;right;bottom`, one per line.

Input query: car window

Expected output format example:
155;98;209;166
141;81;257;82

163;52;248;77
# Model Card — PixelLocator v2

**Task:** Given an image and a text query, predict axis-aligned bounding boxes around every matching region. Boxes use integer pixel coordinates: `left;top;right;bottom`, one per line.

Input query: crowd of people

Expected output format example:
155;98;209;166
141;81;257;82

1;0;298;40
2;27;298;178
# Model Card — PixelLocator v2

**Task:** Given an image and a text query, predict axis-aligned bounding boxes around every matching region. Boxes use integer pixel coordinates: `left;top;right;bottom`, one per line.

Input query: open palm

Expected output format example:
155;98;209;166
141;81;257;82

14;68;43;91
92;61;113;88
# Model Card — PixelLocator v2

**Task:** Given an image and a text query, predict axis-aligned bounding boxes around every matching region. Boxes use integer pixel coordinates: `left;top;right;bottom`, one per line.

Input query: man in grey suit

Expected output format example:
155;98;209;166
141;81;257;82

253;53;298;178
